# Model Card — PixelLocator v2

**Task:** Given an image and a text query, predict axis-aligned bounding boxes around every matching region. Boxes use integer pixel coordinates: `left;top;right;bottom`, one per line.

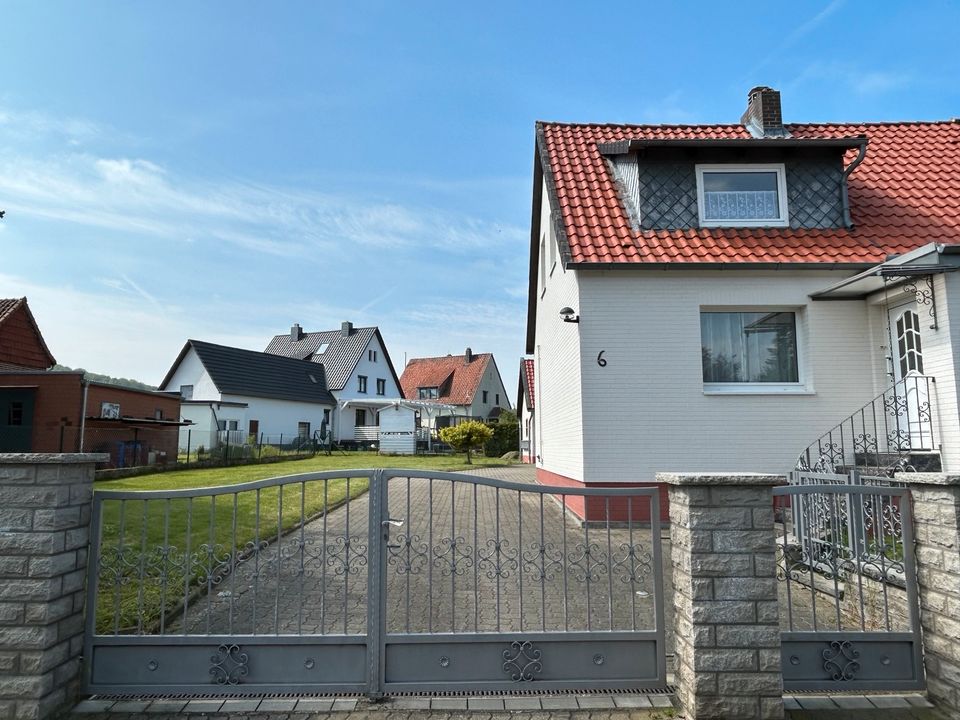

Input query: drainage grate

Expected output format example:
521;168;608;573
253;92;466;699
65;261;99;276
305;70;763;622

92;686;676;701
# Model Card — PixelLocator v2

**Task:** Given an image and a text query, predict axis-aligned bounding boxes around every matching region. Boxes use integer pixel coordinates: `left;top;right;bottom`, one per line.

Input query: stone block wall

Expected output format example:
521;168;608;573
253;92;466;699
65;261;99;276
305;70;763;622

899;473;960;714
0;454;105;720
660;472;784;720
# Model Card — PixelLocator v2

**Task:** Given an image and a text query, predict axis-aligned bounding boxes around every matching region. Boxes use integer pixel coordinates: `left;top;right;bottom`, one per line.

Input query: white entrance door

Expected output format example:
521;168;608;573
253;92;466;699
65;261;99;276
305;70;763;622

887;303;930;450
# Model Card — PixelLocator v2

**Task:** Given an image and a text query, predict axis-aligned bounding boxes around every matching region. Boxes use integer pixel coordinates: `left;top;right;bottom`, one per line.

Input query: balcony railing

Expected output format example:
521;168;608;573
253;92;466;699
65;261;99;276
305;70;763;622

796;375;940;475
354;426;431;443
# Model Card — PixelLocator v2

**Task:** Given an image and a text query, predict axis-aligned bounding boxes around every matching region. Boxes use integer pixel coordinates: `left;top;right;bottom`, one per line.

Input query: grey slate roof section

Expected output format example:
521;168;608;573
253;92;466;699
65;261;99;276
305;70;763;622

164;340;335;405
263;326;375;391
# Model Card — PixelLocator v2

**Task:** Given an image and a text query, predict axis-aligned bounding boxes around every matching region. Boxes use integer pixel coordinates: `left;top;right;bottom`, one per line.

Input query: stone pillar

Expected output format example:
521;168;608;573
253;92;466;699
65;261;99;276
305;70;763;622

0;453;106;720
659;472;785;720
898;473;960;713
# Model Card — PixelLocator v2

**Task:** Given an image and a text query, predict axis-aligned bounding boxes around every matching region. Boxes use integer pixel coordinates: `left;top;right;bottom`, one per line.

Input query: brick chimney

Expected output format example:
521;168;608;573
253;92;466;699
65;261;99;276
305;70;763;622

740;86;789;138
290;323;303;342
464;348;473;364
341;321;353;337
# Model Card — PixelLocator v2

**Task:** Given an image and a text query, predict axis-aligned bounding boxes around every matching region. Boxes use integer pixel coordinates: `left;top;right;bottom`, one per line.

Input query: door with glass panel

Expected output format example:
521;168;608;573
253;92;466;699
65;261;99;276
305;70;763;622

887;303;930;450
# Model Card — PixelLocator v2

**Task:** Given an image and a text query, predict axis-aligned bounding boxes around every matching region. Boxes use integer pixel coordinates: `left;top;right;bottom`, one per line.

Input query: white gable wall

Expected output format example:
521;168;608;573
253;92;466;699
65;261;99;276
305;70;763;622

533;179;584;481
161;347;221;400
467;358;512;418
332;332;401;441
573;268;876;482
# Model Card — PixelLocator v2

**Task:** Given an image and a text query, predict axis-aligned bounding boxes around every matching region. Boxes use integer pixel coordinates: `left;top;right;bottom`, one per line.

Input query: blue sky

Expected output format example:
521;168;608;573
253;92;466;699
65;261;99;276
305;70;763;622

0;1;957;388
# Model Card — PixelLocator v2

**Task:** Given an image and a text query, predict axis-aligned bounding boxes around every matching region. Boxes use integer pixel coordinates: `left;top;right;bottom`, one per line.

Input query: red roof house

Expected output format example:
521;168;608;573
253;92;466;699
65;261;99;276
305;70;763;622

400;349;511;422
527;86;960;516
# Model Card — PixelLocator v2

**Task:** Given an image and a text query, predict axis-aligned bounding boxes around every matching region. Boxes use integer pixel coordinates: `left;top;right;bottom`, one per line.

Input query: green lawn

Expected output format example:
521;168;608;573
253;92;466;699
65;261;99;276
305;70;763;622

93;453;512;633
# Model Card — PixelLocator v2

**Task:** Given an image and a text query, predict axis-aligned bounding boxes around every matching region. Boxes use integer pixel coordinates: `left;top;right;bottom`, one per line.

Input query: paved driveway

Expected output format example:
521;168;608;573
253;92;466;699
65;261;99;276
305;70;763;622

176;465;672;641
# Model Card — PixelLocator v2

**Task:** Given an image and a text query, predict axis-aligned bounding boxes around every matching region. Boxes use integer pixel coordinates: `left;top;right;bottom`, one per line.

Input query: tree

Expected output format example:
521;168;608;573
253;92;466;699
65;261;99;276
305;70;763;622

485;410;519;457
439;420;493;464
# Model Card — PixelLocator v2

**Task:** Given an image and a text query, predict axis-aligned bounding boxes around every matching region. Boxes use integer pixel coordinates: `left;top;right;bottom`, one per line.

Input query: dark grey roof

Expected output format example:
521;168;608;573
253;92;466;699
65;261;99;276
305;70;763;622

264;325;401;393
160;340;335;405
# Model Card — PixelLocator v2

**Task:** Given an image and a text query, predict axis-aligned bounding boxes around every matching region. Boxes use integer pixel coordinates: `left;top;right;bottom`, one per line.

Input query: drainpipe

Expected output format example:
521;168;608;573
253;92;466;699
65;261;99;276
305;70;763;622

841;139;868;228
78;378;89;451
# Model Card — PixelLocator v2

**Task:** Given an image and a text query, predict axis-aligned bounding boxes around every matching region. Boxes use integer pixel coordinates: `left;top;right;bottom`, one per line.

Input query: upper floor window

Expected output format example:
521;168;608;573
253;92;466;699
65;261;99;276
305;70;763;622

696;164;788;228
418;387;438;400
376;378;386;395
701;310;800;389
358;375;368;393
368;349;378;362
179;384;194;400
482;390;488;403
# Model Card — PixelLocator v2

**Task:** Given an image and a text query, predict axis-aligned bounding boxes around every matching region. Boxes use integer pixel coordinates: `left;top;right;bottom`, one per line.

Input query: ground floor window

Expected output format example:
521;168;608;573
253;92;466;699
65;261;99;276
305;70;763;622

298;421;310;438
355;408;367;426
701;310;799;385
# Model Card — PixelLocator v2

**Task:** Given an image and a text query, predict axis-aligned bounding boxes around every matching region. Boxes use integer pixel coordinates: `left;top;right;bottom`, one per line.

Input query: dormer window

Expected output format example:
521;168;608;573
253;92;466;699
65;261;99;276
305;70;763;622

696;164;788;228
418;387;438;400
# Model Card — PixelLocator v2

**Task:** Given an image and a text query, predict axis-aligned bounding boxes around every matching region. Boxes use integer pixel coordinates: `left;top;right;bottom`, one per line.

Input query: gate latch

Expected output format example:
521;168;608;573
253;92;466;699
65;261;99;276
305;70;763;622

382;518;404;528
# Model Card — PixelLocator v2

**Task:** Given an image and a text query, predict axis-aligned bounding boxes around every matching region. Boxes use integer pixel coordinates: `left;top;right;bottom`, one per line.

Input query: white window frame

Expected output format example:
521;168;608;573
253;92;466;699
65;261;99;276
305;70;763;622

700;305;811;394
696;164;789;228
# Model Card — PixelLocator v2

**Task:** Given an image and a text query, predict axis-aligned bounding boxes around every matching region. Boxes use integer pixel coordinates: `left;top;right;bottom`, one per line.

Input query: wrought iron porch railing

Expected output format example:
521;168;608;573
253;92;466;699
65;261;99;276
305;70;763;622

796;375;939;476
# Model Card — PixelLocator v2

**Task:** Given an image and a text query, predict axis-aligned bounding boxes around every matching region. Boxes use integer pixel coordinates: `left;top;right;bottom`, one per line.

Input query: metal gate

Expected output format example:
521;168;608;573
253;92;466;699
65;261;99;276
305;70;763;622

83;468;667;696
774;472;924;691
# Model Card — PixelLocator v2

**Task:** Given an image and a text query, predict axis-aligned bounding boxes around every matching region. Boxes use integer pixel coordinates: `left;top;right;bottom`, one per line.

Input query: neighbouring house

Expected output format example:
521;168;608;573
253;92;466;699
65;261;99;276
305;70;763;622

518;357;535;463
526;86;960;519
399;349;512;432
0;297;183;465
159;340;336;452
264;321;403;447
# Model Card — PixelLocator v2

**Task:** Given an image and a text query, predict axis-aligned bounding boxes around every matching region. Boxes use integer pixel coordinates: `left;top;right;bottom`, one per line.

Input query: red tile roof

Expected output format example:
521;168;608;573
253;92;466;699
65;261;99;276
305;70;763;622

540;120;960;265
400;353;493;406
0;297;56;369
521;358;535;410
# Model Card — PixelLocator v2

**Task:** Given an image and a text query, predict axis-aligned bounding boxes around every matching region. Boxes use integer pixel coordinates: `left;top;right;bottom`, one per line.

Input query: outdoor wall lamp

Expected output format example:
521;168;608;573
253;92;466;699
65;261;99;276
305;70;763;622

559;307;580;323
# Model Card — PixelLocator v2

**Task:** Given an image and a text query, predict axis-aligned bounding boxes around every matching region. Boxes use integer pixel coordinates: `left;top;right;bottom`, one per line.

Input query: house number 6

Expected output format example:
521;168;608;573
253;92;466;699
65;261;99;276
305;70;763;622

597;351;607;367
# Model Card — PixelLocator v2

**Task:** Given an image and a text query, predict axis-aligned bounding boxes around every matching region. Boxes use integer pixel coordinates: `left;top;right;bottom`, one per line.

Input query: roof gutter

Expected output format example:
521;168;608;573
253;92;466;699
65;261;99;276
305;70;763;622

567;260;877;272
840;139;869;228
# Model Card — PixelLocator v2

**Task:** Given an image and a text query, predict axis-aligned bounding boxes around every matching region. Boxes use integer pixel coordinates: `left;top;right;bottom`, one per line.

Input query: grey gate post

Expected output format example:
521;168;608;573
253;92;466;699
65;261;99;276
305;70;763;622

659;472;785;720
897;472;960;714
0;453;107;720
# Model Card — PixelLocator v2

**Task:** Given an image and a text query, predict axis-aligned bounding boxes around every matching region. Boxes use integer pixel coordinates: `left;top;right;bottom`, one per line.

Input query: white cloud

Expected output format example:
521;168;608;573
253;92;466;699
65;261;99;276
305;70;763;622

744;0;847;79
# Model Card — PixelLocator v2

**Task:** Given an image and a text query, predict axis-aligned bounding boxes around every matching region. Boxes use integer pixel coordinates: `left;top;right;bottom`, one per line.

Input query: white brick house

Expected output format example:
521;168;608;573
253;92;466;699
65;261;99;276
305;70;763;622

526;87;960;517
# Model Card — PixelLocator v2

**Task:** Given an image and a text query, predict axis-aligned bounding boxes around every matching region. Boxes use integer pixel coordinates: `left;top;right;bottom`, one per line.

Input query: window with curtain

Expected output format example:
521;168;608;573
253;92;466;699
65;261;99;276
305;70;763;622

696;165;788;227
701;311;799;384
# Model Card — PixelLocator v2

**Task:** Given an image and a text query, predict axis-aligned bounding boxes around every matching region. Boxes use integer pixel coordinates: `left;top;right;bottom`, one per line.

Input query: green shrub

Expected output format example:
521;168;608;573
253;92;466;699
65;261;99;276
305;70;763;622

438;420;493;464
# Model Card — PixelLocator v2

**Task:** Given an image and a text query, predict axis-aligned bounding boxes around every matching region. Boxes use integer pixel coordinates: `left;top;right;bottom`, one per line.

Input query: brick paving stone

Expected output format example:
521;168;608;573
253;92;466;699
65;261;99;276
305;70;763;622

258;698;300;711
145;700;189;713
503;697;542;710
540;697;580;710
870;696;912;709
330;698;358;711
184;699;226;713
467;698;505;710
833;696;875;709
220;699;266;712
429;698;467;710
387;698;432;710
612;695;653;709
295;698;336;711
110;700;152;713
796;696;839;710
576;696;616;709
72;699;116;713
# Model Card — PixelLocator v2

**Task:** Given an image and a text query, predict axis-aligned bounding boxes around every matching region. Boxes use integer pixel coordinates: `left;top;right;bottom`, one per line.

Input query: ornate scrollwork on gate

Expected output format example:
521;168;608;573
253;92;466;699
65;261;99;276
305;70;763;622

520;541;563;581
209;643;249;685
386;533;430;575
612;542;653;585
432;536;474;576
477;538;519;579
822;640;860;681
567;542;608;583
325;535;368;576
502;640;542;681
